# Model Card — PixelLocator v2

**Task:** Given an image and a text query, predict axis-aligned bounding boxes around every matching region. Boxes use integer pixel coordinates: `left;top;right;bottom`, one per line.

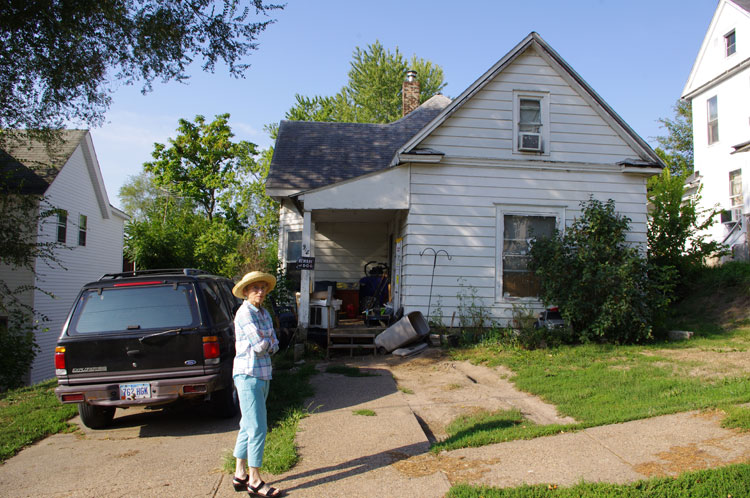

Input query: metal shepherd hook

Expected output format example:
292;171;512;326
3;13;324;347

419;247;452;321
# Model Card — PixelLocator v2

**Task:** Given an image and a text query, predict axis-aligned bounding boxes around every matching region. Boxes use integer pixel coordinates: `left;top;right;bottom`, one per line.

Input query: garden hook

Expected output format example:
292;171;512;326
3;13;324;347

419;247;452;321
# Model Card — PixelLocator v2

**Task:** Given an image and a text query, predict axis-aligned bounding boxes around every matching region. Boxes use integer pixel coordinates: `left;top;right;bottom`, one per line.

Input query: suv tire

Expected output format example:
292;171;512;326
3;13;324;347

78;403;116;429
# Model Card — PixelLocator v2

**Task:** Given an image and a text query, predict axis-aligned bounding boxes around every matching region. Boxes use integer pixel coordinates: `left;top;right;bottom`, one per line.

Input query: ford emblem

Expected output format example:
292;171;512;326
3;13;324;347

185;360;197;366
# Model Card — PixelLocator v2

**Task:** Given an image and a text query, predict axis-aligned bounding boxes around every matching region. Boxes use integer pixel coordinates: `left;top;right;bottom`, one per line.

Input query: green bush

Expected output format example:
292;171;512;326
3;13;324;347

0;309;39;391
529;198;672;344
647;168;727;292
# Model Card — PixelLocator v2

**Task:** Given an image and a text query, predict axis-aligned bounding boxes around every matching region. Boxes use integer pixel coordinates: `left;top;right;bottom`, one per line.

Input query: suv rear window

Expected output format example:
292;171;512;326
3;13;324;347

69;284;199;334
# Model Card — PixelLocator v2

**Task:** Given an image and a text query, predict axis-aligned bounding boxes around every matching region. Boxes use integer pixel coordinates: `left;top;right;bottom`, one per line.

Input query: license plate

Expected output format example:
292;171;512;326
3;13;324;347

119;383;151;400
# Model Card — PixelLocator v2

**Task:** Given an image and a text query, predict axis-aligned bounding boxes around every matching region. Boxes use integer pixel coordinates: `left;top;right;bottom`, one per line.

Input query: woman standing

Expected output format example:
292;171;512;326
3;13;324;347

231;271;283;497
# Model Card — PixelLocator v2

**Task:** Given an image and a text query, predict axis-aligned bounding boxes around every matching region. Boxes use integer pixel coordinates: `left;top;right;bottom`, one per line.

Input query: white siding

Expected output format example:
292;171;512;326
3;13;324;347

278;201;304;266
421;49;640;164
28;143;125;384
401;162;649;326
314;223;389;283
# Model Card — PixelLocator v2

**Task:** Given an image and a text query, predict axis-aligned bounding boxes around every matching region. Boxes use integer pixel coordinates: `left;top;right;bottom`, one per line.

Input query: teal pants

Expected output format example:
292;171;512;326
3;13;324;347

233;374;270;467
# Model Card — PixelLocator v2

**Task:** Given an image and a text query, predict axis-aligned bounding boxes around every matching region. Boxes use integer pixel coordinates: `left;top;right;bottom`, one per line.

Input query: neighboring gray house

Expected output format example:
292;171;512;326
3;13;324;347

1;131;128;384
267;32;663;330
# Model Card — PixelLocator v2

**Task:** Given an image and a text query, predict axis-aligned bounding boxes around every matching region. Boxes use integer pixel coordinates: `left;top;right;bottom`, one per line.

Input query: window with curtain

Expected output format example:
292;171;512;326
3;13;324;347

519;98;542;134
502;214;556;298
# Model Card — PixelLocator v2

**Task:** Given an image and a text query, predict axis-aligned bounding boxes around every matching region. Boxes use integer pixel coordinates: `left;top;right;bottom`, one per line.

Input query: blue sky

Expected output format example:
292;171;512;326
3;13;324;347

90;0;718;210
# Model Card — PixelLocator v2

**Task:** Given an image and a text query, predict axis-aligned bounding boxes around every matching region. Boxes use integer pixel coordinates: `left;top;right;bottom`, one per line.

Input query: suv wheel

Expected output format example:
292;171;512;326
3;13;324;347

210;384;239;418
78;403;116;429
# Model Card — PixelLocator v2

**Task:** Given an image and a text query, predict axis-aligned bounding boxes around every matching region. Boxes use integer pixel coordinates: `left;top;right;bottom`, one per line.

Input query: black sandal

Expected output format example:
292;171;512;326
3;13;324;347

232;475;249;492
248;479;283;497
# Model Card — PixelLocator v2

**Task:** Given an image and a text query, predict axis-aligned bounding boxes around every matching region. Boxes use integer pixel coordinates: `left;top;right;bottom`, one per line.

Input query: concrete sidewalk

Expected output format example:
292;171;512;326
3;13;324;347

265;362;750;497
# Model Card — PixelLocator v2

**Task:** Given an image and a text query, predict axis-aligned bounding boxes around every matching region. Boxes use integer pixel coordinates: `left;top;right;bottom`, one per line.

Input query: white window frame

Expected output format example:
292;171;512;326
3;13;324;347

495;203;565;303
707;95;719;145
725;29;736;57
512;90;550;156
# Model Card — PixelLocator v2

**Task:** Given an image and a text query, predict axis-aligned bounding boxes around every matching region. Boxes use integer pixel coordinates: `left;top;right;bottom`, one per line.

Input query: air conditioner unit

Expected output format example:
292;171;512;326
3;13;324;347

721;208;743;224
519;132;542;152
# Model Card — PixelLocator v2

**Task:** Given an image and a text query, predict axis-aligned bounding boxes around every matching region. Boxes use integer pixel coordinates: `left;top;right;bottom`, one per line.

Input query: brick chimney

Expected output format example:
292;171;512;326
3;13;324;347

402;70;420;116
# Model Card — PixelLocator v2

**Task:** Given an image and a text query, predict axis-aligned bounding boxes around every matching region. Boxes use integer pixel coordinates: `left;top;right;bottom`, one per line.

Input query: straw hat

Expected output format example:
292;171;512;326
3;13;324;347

232;271;276;298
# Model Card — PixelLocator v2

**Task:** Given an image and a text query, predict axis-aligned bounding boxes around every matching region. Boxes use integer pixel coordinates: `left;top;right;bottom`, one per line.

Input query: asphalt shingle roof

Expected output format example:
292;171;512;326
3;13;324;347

1;130;87;194
267;95;451;192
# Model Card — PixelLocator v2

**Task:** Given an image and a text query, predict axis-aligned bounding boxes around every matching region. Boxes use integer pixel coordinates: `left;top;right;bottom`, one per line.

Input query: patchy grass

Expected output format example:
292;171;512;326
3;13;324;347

0;379;78;462
398;386;414;395
442;325;750;450
721;404;750;432
447;462;750;497
353;409;376;416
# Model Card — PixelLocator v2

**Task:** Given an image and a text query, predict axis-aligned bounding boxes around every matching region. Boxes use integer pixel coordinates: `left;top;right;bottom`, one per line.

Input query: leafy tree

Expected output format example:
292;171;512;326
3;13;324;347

529;198;673;344
654;99;693;175
125;114;278;277
0;1;282;133
647;168;727;289
286;41;447;123
144;113;258;222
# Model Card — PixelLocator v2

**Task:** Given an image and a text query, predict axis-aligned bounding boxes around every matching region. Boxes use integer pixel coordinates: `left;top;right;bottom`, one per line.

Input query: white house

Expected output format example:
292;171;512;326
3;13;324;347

267;32;663;331
682;0;750;259
0;131;128;384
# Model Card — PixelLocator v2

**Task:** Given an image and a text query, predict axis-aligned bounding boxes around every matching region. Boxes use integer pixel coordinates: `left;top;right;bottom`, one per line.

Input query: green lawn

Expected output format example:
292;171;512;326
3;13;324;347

448;463;750;498
435;326;750;451
0;379;78;462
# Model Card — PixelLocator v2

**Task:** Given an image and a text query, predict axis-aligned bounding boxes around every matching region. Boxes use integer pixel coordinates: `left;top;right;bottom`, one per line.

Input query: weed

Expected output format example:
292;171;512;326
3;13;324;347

398;386;414;394
456;278;493;344
353;409;376;416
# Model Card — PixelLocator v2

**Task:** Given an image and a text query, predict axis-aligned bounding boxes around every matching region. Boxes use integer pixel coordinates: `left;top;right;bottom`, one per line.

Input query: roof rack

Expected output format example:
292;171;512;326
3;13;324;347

99;268;210;280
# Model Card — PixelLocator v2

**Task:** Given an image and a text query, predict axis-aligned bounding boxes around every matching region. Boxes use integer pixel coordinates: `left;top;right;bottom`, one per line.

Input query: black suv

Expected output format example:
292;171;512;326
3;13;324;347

55;269;241;429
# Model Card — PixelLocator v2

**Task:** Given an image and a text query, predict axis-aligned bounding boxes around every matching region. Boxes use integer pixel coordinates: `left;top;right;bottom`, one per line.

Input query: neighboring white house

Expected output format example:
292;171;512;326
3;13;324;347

0;131;128;384
267;32;663;329
682;0;750;259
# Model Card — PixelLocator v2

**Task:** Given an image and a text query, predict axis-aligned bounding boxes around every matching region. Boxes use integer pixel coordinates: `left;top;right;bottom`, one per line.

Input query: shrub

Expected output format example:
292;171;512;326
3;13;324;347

529;198;672;344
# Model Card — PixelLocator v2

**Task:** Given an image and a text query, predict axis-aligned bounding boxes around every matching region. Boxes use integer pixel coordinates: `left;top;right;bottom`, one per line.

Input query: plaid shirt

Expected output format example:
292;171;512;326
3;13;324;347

233;301;279;380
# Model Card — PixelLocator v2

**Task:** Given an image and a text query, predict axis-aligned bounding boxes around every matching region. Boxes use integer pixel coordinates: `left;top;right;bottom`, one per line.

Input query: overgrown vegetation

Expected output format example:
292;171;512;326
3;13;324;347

448;463;750;498
0;379;77;461
529;197;672;344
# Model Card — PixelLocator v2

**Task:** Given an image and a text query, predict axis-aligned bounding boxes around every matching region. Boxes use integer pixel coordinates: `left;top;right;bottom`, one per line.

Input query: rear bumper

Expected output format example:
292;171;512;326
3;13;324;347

55;373;226;407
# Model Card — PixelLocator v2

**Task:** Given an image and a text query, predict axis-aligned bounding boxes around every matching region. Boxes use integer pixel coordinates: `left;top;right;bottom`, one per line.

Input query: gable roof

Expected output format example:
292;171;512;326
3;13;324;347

682;0;750;99
1;130;87;194
394;32;662;167
266;95;451;195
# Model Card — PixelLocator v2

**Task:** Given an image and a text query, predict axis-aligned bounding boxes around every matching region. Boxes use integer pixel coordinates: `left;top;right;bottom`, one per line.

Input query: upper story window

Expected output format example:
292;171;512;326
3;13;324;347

707;96;719;145
78;214;87;246
513;91;549;155
725;30;736;57
56;210;67;244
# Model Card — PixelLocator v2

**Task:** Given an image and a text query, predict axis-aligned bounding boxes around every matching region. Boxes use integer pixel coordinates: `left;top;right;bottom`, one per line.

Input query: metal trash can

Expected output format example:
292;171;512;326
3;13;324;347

374;311;430;353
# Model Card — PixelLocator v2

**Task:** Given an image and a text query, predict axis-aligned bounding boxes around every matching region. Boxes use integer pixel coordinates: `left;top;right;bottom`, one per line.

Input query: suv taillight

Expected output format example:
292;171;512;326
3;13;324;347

203;336;220;365
55;346;67;375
